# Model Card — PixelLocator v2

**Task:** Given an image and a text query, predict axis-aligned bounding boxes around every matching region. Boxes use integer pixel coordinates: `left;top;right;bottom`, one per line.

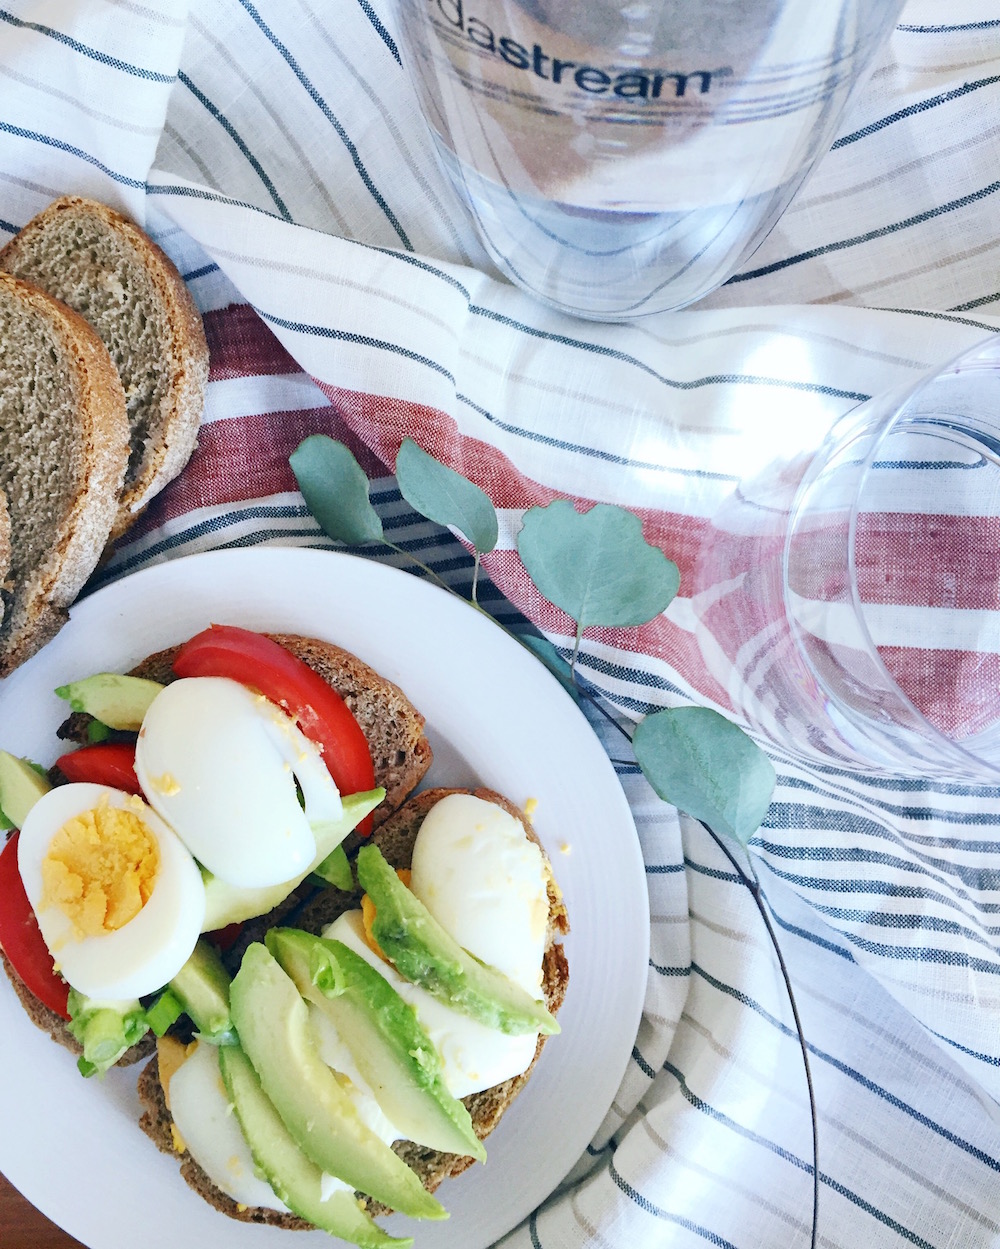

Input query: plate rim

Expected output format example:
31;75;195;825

0;546;650;1249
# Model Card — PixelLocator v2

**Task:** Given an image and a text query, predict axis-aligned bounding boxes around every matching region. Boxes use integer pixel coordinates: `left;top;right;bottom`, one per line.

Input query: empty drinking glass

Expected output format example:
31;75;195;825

693;335;1000;782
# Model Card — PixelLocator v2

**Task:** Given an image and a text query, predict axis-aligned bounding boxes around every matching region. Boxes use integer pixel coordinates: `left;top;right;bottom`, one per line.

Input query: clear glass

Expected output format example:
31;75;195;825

692;335;1000;783
394;0;905;319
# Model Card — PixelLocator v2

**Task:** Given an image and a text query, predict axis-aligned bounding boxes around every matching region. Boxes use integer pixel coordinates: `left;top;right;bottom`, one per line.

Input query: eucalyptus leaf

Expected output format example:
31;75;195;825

516;500;679;630
396;437;499;555
632;706;776;846
290;435;384;545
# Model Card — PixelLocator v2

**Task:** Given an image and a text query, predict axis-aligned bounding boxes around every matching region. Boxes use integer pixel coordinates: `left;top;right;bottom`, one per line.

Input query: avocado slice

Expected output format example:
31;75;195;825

169;939;235;1045
0;751;52;829
66;990;150;1078
218;1044;412;1248
229;943;447;1222
356;844;559;1038
309;842;353;891
55;673;164;731
267;928;485;1162
201;788;384;930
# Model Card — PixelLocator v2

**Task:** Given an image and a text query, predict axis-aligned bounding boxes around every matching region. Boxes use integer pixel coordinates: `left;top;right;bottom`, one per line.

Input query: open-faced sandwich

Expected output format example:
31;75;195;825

0;625;569;1247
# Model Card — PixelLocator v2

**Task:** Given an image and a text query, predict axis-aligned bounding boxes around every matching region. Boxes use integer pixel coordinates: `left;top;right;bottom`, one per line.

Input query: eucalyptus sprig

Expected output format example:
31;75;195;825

290;435;498;603
290;433;817;1248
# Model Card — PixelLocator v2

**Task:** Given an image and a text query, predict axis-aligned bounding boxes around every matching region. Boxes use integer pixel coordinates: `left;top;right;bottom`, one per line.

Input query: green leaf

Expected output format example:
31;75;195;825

632;706;776;847
516;500;679;630
395;438;498;555
290;435;384;545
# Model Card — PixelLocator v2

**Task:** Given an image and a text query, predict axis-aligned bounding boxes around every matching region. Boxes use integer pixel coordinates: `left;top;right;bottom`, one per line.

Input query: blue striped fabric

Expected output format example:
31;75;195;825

3;2;1000;1247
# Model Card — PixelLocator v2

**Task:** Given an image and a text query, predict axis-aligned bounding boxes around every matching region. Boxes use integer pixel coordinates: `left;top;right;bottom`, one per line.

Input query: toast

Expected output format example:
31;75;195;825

121;633;434;825
136;786;570;1228
0;271;130;676
0;196;208;538
2;632;433;1060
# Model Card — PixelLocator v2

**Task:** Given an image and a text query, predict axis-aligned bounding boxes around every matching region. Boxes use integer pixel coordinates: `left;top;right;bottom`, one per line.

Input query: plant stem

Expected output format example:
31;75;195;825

382;540;453;592
373;543;819;1246
697;823;819;1249
569;669;820;1249
471;552;481;605
570;620;583;677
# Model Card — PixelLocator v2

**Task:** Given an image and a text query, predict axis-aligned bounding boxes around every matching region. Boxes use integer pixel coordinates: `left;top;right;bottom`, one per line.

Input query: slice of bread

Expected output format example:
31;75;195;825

137;786;569;1228
0;196;208;538
123;633;434;824
0;272;130;677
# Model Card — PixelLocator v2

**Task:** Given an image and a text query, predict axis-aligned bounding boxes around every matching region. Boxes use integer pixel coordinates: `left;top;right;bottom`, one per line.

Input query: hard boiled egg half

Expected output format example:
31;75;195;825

135;677;343;889
17;782;205;1000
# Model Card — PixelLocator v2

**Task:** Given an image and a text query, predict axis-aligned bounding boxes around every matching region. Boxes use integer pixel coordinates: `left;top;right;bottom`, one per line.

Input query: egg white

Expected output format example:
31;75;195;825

169;1042;290;1213
135;677;344;889
324;910;538;1099
409;793;548;995
17;783;205;1000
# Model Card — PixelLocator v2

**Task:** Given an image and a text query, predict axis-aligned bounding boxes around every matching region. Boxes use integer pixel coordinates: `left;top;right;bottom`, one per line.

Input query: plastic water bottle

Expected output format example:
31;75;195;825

395;0;905;319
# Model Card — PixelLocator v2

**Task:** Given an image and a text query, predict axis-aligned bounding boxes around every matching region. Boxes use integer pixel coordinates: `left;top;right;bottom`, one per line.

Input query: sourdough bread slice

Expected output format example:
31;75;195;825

0;196;208;538
137;787;569;1229
0;271;129;676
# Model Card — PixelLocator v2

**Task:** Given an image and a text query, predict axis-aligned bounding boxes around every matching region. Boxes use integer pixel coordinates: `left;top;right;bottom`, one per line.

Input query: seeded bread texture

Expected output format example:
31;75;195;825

136;786;569;1229
0;196;208;538
0;271;129;676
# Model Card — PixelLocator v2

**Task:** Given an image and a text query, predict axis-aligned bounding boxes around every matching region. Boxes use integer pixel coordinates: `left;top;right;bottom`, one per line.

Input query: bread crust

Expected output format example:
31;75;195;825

137;786;569;1228
0;947;156;1066
0;271;129;676
0;196;208;538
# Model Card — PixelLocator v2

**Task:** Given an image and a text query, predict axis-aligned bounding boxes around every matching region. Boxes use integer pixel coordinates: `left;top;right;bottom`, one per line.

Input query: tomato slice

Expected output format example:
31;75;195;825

172;625;377;834
55;742;141;795
0;832;70;1019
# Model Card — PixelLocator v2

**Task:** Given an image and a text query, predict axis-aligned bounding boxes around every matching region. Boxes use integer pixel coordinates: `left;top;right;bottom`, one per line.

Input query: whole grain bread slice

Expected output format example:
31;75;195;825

0;196;208;538
137;786;569;1229
0;271;129;676
124;632;434;822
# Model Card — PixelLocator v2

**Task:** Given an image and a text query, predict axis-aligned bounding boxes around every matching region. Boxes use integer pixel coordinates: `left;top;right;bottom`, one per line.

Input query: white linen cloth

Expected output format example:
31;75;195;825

2;2;1000;1246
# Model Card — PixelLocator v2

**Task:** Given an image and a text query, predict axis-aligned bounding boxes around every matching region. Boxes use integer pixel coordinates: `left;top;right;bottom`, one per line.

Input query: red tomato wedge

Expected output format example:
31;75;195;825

0;832;70;1019
172;625;377;835
55;742;141;795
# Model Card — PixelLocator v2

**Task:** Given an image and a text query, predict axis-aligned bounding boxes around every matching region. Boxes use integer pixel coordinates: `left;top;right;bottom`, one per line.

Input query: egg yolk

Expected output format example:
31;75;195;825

40;797;160;939
361;868;411;961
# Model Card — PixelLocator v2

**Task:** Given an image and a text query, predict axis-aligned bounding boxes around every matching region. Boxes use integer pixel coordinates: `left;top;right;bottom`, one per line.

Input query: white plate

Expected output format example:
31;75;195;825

0;547;649;1249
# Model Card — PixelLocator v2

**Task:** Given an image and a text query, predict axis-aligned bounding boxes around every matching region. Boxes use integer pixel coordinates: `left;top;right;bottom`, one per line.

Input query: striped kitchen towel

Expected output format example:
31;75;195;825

2;2;1000;1247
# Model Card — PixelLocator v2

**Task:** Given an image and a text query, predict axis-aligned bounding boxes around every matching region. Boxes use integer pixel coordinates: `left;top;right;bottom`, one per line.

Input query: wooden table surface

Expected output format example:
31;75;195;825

1;1171;84;1247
